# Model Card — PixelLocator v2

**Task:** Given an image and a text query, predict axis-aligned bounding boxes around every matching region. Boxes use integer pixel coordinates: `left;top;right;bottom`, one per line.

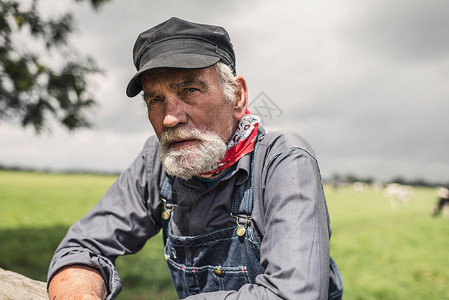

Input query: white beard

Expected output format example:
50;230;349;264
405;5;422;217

159;126;227;180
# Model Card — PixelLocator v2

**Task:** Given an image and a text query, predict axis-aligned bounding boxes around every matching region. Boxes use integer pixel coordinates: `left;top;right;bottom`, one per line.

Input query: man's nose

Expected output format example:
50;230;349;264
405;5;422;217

163;114;180;128
163;97;187;128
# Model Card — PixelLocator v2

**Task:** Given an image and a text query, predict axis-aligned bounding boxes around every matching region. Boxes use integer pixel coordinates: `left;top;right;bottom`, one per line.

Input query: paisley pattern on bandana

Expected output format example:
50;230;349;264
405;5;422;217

198;110;261;178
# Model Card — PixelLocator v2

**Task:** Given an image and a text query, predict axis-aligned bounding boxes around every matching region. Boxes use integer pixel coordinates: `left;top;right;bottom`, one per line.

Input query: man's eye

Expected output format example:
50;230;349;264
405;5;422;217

187;88;199;93
148;98;161;104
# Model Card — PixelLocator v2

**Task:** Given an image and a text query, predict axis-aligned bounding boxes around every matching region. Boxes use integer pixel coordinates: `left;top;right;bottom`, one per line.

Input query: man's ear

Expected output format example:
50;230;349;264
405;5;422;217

233;76;248;120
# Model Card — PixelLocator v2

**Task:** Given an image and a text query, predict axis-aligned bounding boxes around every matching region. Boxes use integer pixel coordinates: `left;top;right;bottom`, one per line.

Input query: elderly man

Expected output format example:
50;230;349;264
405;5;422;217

47;17;343;300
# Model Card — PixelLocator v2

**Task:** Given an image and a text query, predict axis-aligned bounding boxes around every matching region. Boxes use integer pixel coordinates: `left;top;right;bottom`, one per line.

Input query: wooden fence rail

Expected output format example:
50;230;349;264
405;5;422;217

0;268;47;300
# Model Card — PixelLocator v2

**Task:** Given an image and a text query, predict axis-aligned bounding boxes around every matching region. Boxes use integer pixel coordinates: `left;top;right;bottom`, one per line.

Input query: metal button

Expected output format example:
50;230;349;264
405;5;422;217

162;210;170;220
236;226;246;236
214;267;222;275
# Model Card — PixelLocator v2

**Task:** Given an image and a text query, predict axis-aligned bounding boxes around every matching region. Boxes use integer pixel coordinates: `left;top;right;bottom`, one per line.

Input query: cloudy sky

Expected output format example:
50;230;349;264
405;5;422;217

1;0;448;183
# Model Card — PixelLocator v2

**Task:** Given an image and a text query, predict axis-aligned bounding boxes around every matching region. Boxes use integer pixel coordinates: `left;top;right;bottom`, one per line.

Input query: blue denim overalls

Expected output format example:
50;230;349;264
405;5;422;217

160;136;343;299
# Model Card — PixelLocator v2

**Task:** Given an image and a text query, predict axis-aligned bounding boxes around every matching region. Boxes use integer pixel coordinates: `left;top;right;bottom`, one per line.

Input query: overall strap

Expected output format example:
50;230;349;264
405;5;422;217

160;174;176;244
160;175;175;204
230;133;265;216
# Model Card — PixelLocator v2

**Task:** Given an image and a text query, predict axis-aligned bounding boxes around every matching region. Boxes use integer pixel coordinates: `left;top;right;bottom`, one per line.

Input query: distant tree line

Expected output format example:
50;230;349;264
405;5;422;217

328;173;448;188
0;163;120;176
1;163;446;187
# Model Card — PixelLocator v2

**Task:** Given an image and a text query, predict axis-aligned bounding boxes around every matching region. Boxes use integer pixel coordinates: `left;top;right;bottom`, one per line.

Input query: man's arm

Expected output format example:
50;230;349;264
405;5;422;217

47;136;164;299
48;265;107;300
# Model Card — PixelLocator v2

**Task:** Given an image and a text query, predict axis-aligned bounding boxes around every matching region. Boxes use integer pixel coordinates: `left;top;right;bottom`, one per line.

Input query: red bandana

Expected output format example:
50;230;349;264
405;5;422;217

198;110;261;178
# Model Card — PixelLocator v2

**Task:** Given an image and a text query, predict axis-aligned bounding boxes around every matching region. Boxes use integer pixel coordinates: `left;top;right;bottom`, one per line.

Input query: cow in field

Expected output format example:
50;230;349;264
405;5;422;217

431;187;449;219
384;183;414;209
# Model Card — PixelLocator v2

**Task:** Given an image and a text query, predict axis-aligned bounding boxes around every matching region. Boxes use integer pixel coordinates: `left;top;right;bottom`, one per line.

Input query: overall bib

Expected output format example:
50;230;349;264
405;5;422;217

160;137;343;299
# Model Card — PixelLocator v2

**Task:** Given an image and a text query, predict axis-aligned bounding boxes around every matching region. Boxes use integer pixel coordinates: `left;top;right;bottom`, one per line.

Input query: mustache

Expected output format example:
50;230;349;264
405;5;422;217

160;126;203;147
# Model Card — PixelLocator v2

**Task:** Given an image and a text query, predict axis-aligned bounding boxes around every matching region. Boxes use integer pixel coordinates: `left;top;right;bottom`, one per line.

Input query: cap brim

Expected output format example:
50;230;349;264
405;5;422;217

126;54;220;97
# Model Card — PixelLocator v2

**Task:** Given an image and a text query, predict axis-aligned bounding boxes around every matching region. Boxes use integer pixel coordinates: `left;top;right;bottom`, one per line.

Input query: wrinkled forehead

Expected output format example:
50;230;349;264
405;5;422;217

140;66;216;89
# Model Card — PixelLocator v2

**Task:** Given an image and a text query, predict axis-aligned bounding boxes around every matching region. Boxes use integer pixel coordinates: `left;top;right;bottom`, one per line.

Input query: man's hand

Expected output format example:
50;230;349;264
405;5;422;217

48;264;107;300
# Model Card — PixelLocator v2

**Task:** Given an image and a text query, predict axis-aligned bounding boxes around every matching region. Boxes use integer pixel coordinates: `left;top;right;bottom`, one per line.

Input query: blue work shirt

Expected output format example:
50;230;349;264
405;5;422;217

48;127;336;299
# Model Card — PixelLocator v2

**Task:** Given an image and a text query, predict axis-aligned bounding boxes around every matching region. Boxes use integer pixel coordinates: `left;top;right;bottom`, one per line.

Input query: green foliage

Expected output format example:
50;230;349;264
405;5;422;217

1;171;448;299
0;0;110;133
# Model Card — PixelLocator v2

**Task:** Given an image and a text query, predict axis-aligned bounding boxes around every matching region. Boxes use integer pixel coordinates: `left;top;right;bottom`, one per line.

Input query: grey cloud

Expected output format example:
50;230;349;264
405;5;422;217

341;0;449;63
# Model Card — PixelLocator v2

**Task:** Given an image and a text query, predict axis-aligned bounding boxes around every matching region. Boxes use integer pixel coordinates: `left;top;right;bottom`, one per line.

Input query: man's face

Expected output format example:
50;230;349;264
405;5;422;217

141;66;238;179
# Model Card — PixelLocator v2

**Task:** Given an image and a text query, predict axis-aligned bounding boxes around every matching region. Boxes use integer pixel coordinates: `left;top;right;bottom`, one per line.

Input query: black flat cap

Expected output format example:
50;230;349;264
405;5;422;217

126;17;236;97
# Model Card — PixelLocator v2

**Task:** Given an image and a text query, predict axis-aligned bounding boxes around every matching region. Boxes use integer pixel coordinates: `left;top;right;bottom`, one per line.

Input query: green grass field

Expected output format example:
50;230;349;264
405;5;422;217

1;170;448;299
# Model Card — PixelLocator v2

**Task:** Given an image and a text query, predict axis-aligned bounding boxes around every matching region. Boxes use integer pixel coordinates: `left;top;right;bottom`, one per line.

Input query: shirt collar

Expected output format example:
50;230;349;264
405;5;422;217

221;151;251;185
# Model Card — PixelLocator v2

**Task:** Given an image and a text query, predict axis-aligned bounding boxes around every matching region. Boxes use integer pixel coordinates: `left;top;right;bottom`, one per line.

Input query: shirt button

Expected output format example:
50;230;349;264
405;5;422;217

214;267;222;275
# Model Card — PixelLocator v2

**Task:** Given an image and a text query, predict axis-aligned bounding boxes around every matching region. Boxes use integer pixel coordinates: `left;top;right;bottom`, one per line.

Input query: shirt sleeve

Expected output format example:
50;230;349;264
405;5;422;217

186;135;331;300
47;137;163;299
